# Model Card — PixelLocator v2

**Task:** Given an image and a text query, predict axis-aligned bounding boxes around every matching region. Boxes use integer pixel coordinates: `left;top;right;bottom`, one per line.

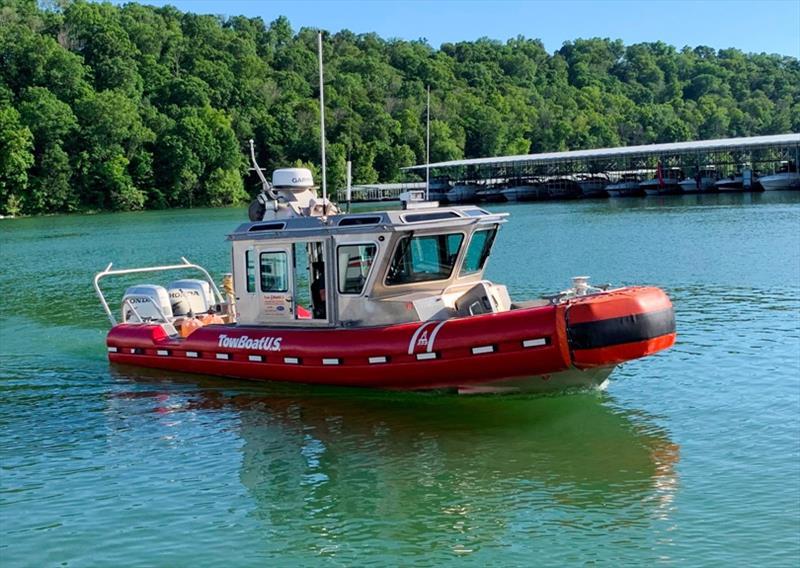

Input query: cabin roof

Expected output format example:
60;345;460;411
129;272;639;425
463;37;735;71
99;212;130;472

228;205;507;241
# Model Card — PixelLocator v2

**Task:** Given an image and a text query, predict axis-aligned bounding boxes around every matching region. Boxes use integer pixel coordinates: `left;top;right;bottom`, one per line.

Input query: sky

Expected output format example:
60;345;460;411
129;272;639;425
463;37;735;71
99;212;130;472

121;0;800;57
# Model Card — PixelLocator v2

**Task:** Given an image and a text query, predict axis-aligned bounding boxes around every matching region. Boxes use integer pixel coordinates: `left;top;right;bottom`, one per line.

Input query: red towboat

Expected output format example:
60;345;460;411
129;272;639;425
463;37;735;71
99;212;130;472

95;161;675;394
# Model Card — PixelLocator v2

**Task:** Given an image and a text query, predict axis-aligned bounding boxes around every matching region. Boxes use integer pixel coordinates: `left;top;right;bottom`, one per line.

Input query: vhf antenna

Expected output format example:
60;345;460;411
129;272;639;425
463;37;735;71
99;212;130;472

317;31;328;216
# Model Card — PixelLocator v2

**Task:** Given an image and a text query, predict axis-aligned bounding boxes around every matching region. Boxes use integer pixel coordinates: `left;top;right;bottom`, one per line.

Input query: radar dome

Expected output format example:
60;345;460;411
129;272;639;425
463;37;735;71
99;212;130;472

272;168;314;190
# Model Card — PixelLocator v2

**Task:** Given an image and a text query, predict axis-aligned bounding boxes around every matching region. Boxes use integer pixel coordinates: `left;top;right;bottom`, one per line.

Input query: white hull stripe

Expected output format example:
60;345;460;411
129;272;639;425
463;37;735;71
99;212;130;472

522;338;547;348
408;321;437;354
322;358;340;365
186;351;200;358
107;347;118;353
284;357;300;364
215;353;231;360
416;352;437;361
248;355;263;362
369;356;388;364
157;350;170;356
471;345;495;355
427;320;448;352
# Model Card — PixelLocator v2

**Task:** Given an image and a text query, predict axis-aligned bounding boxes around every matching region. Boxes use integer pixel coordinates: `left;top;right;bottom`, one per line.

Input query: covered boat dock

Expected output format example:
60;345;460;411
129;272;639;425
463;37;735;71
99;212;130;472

389;133;800;200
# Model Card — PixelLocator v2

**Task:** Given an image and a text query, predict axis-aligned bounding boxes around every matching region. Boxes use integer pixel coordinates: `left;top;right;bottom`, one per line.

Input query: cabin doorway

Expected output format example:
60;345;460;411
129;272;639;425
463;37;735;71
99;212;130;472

293;241;328;322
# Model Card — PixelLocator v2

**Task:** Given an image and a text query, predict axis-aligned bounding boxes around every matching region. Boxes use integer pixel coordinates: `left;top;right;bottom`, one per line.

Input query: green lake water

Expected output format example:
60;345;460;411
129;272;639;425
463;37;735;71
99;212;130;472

1;193;799;566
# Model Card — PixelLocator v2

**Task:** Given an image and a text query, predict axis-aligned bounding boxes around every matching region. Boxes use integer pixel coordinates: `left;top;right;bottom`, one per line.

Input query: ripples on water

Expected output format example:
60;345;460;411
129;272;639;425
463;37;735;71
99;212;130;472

1;193;798;566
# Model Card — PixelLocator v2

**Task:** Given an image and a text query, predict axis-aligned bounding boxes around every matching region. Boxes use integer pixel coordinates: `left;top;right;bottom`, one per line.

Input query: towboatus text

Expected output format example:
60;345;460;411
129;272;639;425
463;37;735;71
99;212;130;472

217;335;282;351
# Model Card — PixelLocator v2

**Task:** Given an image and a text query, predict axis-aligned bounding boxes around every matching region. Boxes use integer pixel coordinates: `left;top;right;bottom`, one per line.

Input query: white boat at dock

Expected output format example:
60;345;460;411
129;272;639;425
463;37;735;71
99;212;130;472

543;178;582;200
576;175;610;198
476;186;506;202
606;174;645;197
679;167;720;193
759;171;800;190
446;183;481;203
500;184;541;202
758;162;800;190
640;167;684;195
715;167;757;192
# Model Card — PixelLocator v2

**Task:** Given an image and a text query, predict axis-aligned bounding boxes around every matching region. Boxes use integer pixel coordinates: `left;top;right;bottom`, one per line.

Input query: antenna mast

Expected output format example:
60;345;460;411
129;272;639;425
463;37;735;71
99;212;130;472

317;32;328;213
426;85;431;201
346;160;352;213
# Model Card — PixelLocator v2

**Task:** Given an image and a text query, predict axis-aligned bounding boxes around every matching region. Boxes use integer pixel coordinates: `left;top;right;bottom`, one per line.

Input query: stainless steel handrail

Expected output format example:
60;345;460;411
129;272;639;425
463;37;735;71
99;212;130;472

93;257;224;326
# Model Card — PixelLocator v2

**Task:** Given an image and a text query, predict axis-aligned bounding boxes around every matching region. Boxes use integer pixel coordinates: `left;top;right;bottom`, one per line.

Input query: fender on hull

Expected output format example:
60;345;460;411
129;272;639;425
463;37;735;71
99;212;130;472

565;286;676;368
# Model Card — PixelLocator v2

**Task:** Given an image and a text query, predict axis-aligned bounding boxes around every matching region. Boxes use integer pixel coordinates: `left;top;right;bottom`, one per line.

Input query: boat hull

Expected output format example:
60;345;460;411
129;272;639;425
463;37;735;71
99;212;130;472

679;177;718;193
640;179;682;195
607;182;644;197
501;185;540;201
106;287;675;393
759;172;800;191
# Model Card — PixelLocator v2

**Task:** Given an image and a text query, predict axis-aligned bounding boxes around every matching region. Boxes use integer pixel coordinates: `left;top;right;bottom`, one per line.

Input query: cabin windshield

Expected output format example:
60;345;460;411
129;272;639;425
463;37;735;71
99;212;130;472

386;233;464;285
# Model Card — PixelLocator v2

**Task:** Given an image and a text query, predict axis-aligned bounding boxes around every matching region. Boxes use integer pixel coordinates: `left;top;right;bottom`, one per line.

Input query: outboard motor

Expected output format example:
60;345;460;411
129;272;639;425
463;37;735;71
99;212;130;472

121;285;173;323
168;279;214;317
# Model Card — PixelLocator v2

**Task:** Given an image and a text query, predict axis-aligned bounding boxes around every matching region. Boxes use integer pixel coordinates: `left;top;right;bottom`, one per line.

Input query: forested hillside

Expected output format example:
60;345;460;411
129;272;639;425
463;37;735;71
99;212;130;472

1;0;798;215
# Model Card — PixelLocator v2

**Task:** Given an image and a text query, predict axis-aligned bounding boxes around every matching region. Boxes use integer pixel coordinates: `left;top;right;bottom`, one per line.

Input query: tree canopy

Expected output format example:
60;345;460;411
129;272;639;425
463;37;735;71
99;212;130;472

1;0;798;215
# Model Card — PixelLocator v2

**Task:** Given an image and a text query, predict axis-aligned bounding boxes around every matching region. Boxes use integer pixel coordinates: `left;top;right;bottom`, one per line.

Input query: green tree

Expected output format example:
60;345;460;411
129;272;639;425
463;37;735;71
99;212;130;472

0;1;797;213
0;105;34;215
17;87;79;212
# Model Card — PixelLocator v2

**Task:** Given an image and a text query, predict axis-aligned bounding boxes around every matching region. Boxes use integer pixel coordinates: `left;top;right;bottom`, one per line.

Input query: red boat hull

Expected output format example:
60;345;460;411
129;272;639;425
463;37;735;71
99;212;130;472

106;286;675;391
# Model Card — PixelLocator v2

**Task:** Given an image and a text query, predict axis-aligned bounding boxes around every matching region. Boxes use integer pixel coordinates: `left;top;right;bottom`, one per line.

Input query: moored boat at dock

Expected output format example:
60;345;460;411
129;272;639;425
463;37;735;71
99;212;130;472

758;162;800;190
606;173;645;197
476;185;506;202
500;183;542;202
714;167;758;192
640;167;684;195
543;178;582;200
577;175;610;198
679;167;720;193
445;182;481;203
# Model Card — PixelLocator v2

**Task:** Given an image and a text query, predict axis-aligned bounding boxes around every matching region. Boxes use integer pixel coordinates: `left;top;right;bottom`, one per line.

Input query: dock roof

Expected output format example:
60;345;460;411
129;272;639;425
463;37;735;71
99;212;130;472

404;133;800;171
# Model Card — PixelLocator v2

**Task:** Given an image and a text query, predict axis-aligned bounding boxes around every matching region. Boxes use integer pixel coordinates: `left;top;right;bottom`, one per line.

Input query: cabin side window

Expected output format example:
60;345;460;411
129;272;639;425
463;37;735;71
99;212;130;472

460;228;497;275
260;251;288;292
245;249;256;293
338;244;377;294
386;233;464;286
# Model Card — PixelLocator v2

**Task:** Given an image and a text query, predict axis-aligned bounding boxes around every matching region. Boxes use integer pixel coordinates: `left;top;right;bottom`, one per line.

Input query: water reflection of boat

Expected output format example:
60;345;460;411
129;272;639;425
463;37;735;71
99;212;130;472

109;369;680;546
